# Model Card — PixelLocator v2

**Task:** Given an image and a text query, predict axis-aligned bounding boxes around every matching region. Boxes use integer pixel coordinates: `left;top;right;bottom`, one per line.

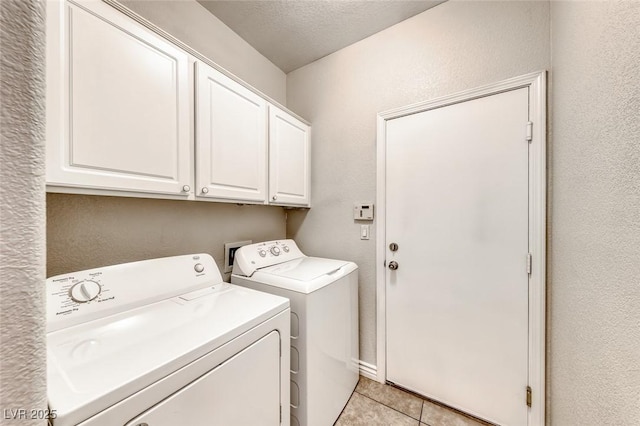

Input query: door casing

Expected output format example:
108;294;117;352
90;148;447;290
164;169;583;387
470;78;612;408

375;71;546;426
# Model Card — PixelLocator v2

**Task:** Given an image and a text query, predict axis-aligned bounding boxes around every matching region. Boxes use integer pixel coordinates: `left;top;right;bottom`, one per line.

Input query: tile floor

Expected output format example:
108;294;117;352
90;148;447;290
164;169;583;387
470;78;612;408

335;377;492;426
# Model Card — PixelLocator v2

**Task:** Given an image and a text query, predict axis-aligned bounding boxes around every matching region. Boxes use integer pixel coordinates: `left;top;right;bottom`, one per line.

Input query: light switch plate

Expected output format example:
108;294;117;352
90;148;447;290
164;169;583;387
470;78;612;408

360;225;370;240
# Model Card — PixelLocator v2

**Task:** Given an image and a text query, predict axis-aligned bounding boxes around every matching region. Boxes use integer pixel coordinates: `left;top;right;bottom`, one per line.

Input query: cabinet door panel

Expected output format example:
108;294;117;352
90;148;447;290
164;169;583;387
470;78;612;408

269;106;311;206
47;1;191;195
196;62;267;202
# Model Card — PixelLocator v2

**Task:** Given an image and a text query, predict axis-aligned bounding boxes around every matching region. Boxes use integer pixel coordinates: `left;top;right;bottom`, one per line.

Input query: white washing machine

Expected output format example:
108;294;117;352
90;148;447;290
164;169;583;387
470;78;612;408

46;253;290;426
231;240;359;426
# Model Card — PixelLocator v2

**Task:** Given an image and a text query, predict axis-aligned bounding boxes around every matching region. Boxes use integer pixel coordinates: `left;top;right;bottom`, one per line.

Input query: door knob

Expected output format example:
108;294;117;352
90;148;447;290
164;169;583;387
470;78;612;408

388;261;399;270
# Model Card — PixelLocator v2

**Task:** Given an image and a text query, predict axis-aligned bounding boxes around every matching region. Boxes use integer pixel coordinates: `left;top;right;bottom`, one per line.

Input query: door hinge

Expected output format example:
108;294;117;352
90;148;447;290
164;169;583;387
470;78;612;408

526;386;532;407
526;122;533;143
280;405;282;423
526;253;532;275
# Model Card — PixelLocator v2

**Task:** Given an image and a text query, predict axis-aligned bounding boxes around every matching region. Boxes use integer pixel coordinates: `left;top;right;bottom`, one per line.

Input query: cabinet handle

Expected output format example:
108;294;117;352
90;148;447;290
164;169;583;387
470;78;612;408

182;185;190;192
202;187;209;194
272;195;277;201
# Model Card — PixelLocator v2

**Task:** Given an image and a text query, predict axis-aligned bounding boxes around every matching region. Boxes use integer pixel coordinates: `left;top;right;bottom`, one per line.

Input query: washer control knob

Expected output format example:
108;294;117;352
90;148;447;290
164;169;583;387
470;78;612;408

270;246;281;256
258;250;267;257
283;246;290;253
194;263;204;273
69;280;101;303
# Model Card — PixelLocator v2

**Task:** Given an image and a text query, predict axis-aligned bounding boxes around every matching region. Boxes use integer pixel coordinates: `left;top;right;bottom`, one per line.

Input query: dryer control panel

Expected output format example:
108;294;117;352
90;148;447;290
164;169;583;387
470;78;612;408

232;239;305;277
47;253;222;332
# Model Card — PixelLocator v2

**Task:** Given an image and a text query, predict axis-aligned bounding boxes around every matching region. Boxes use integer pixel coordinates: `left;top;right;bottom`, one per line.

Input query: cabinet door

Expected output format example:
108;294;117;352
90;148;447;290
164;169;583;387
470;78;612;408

195;62;267;203
46;0;192;196
269;105;311;206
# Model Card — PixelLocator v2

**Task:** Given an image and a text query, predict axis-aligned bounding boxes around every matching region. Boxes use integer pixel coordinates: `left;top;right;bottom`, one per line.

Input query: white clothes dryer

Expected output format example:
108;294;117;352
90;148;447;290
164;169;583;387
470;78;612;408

46;254;290;426
231;240;359;426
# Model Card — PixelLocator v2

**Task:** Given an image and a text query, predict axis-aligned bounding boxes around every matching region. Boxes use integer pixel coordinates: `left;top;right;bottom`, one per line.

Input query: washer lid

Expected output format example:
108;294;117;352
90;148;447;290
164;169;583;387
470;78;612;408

47;284;289;426
250;257;358;294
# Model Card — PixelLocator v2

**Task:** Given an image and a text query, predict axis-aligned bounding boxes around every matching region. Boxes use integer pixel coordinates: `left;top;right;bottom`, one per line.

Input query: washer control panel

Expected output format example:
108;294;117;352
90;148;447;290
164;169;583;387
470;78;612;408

233;239;305;277
47;253;222;332
255;241;291;259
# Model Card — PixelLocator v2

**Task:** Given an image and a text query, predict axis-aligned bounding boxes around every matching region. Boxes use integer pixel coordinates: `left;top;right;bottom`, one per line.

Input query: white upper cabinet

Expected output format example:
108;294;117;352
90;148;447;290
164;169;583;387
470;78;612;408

195;62;268;203
268;106;311;207
46;0;311;206
46;0;192;196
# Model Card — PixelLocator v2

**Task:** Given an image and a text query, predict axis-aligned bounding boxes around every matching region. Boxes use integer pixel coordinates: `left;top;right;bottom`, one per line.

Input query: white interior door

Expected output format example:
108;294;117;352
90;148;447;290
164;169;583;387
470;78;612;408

385;88;530;426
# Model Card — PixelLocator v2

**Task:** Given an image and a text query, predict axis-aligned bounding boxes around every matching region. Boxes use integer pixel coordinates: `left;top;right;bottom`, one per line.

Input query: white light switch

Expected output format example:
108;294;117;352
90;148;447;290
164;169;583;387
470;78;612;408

360;225;370;240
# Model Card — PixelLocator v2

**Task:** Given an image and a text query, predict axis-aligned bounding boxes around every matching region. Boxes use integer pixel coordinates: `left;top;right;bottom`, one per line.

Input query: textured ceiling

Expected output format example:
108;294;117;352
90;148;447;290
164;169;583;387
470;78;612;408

197;1;445;73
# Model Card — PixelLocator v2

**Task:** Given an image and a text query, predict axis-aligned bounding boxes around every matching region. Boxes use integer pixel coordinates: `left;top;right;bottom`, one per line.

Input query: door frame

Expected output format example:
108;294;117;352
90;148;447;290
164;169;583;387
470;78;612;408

376;71;546;426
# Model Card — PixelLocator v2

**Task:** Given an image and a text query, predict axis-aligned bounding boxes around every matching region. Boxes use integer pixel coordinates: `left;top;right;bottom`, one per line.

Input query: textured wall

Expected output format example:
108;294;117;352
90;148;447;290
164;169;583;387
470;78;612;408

47;0;289;279
0;0;48;424
286;1;550;365
549;1;640;424
120;0;286;104
47;194;285;279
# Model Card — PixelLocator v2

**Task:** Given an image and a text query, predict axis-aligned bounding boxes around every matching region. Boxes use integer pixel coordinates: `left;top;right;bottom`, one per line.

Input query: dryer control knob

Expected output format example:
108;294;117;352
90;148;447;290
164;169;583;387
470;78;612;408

258;250;267;257
69;280;101;303
270;246;281;256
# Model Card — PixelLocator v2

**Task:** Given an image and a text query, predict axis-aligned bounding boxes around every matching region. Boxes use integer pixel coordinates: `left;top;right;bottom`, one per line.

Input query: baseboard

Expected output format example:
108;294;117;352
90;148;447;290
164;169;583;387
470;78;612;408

358;360;378;381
